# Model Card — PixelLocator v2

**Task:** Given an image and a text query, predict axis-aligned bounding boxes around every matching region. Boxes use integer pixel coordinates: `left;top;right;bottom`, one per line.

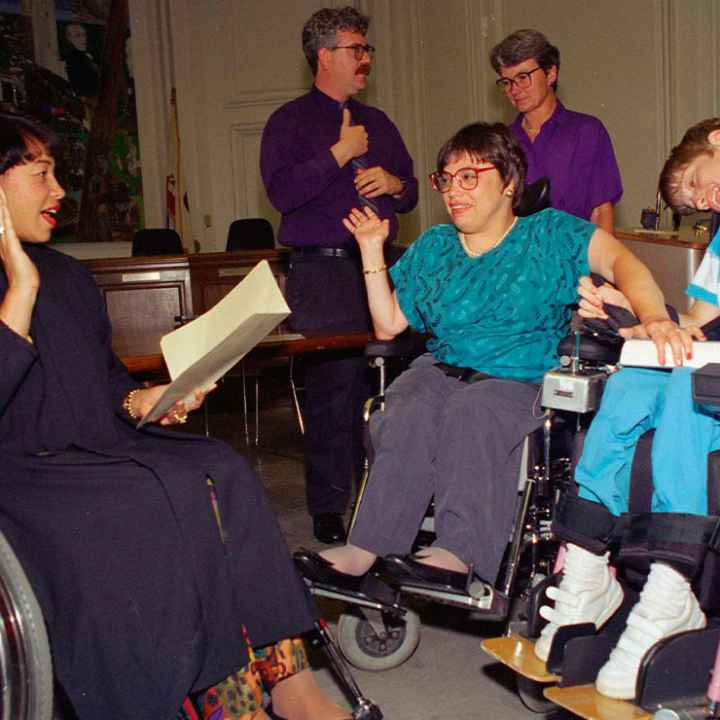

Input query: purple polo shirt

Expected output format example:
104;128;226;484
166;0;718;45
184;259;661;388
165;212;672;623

260;86;418;248
510;101;622;221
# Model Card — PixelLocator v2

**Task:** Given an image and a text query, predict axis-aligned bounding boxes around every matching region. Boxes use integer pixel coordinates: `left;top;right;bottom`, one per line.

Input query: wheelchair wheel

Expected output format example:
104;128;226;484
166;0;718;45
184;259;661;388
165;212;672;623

0;531;53;720
516;675;556;714
337;608;420;671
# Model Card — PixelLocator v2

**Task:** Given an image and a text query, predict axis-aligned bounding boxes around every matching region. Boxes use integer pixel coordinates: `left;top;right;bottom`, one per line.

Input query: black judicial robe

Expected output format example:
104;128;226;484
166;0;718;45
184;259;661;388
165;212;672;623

0;245;314;720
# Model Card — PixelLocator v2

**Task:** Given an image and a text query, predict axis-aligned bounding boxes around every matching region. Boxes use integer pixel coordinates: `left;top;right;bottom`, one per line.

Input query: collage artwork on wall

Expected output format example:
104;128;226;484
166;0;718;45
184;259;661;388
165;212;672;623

0;0;142;243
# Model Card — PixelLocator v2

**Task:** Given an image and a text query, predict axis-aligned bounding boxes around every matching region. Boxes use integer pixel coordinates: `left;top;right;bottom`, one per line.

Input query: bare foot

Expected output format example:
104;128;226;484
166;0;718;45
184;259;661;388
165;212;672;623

415;547;468;573
319;543;376;576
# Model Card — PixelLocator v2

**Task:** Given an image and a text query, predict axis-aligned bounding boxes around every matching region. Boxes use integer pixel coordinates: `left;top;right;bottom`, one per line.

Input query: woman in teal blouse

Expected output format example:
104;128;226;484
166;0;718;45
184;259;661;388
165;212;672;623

297;122;691;593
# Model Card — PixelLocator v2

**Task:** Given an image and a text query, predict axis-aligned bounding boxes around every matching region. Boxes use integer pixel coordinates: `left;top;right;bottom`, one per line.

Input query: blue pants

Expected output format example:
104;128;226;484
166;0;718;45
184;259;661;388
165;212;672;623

576;367;720;516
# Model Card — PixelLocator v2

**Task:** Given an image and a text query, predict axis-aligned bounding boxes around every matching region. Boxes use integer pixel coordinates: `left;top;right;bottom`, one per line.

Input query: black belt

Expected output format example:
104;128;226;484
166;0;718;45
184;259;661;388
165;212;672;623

434;362;492;384
290;246;357;259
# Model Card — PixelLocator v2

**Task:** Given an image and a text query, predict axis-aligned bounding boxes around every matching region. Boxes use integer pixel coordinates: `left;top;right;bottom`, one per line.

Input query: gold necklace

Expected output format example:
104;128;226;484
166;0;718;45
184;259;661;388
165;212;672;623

460;217;518;258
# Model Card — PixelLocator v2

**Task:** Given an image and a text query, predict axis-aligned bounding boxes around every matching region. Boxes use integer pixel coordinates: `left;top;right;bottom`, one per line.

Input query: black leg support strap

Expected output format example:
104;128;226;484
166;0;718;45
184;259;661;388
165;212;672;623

610;512;719;581
552;495;617;554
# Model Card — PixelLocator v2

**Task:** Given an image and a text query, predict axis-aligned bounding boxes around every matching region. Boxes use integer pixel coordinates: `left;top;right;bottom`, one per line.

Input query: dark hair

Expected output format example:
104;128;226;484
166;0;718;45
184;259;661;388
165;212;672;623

436;122;527;208
490;29;560;91
0;112;60;175
659;117;720;212
302;6;370;75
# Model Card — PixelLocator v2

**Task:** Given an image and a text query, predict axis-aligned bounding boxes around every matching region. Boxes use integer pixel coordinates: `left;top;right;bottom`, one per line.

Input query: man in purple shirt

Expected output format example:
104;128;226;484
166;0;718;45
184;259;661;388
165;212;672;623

490;29;622;233
260;6;418;544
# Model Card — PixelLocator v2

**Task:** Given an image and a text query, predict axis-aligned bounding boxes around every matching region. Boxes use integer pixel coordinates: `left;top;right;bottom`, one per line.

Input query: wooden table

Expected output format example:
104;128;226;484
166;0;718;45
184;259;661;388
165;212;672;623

118;331;373;376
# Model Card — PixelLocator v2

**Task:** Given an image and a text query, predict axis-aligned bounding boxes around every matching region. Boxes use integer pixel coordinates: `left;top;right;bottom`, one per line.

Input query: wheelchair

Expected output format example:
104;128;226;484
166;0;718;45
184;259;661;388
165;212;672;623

481;326;720;719
0;529;53;720
298;314;620;675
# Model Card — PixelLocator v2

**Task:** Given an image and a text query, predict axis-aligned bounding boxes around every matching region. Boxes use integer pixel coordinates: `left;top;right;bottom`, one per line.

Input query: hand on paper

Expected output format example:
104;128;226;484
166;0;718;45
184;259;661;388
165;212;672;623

135;384;217;425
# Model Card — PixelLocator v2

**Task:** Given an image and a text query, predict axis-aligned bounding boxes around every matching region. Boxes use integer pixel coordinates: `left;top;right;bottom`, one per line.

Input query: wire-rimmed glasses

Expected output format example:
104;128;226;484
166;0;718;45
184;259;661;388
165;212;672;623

330;44;376;61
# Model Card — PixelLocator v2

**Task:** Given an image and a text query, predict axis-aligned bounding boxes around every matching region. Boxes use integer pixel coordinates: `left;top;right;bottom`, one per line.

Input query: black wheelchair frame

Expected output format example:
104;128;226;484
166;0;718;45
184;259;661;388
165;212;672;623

302;324;616;673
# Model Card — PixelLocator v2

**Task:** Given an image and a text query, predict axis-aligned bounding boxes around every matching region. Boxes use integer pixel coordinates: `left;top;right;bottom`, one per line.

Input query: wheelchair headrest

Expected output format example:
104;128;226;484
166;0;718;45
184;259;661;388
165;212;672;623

515;177;551;217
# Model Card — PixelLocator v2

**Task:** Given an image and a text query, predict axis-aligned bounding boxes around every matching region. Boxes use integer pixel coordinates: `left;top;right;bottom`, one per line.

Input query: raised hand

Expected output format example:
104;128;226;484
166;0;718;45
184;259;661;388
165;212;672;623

342;206;389;251
0;186;39;292
0;186;39;339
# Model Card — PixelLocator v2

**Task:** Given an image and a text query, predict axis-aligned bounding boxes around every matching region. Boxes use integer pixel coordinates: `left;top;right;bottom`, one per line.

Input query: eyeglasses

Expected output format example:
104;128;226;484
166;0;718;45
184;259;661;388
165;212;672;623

330;44;376;61
429;166;496;193
495;66;543;93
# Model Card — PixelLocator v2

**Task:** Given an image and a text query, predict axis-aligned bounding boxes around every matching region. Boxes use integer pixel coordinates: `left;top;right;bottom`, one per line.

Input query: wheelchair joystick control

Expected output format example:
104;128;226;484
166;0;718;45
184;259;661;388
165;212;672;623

543;331;608;414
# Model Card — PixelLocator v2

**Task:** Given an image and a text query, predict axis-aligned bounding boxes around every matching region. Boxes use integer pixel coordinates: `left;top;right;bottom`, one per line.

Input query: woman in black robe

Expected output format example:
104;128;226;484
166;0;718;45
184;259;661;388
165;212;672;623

0;113;348;720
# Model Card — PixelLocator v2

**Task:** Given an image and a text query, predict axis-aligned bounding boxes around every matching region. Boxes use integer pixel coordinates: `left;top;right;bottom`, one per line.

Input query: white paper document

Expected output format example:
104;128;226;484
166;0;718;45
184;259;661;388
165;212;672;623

138;260;290;427
620;338;720;369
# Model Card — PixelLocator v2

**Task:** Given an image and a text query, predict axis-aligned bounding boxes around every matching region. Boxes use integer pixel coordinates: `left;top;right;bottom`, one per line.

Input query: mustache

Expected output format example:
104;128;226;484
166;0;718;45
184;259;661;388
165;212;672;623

357;64;371;76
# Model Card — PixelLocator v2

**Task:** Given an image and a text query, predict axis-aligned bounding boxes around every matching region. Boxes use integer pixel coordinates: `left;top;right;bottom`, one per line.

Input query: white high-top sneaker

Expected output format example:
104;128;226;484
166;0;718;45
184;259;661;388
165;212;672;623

595;562;706;700
534;543;623;662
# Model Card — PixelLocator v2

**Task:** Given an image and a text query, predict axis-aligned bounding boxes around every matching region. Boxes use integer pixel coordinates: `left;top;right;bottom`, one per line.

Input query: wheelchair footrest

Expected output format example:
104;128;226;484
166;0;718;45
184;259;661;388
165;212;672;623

637;623;720;711
480;635;559;683
396;579;507;616
304;574;405;616
543;685;652;720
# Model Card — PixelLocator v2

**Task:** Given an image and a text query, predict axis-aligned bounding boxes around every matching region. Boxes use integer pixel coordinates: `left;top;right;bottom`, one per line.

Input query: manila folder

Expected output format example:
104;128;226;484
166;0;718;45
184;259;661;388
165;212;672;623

137;260;290;427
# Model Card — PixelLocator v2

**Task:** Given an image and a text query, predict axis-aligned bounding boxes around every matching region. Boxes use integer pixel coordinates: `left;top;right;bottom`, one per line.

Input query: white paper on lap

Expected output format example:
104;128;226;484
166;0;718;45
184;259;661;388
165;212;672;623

619;338;720;369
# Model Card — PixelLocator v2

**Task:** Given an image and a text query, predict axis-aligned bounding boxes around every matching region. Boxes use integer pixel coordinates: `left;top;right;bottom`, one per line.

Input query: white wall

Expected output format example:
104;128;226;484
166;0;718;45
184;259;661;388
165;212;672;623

129;0;720;253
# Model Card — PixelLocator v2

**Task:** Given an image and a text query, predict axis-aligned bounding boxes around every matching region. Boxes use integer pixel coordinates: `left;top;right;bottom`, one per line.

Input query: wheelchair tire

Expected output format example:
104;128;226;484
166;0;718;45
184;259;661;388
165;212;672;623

516;675;556;714
337;608;420;671
0;530;53;720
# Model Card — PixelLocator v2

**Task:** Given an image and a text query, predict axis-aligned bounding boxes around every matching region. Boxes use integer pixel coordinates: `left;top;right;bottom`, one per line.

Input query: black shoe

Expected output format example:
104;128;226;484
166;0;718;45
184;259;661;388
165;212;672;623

312;512;347;544
383;554;468;592
293;549;364;592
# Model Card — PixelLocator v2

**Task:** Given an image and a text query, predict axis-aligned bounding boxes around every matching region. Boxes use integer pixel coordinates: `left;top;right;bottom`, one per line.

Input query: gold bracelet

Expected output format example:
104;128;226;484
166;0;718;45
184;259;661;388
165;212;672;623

363;265;387;275
122;388;142;419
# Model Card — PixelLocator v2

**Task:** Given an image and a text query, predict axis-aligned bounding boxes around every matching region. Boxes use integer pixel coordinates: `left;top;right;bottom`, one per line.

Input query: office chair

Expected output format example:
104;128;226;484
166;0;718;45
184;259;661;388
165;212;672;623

132;229;183;257
226;218;275;251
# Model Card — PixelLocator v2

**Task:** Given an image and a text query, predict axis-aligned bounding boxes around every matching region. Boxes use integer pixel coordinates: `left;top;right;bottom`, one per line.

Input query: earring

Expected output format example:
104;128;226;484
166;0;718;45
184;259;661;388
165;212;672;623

505;188;514;197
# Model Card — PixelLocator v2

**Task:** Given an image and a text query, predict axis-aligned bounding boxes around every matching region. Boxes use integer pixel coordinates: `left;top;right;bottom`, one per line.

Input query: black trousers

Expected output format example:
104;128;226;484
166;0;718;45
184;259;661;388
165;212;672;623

285;252;371;516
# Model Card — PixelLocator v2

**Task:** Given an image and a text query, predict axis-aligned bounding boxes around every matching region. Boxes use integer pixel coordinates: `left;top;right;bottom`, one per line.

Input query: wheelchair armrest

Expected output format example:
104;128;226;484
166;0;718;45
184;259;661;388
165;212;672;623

364;331;428;359
556;331;623;366
692;363;720;406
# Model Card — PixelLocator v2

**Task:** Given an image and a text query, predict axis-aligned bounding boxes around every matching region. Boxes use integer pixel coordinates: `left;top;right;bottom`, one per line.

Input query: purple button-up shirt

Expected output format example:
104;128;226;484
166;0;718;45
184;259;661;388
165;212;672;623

260;86;418;248
510;101;622;221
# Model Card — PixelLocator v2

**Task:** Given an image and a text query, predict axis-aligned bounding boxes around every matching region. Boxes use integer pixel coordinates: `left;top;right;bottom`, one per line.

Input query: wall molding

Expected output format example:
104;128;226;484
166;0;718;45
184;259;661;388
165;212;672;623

225;87;308;110
229;122;266;219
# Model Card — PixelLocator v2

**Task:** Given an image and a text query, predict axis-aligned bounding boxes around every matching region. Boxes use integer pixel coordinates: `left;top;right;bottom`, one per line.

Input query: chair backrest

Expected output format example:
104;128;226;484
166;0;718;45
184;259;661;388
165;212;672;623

132;228;183;256
226;218;275;251
515;177;551;218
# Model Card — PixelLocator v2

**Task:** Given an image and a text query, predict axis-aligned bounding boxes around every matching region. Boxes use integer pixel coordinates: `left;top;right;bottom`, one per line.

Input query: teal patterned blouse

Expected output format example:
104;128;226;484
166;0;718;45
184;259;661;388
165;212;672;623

389;208;594;383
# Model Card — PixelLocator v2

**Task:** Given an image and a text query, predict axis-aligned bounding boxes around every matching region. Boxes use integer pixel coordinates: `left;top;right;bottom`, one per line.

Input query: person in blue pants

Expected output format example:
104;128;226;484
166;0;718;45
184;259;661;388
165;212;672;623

535;117;720;701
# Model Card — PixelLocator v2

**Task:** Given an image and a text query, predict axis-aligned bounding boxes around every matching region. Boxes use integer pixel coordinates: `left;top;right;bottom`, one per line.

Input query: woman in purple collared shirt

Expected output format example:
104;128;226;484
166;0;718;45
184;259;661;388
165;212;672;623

490;28;623;235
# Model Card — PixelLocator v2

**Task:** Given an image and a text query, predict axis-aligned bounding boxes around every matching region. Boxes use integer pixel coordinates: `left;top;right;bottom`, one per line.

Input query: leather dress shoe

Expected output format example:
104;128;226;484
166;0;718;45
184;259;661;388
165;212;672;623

383;554;468;592
293;549;364;592
312;512;346;544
